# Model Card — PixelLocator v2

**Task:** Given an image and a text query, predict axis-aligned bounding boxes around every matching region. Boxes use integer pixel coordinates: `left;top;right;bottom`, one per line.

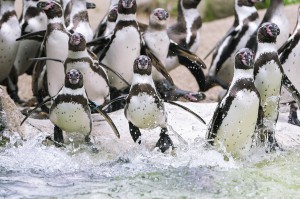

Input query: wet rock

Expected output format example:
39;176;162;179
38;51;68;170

0;86;25;145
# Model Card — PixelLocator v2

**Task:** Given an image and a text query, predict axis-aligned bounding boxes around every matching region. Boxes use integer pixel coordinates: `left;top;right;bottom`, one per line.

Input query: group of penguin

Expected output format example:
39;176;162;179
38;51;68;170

0;0;299;156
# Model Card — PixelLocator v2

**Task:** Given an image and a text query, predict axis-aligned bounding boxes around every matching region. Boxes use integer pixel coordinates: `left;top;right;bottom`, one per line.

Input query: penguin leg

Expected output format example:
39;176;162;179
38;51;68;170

265;130;281;153
155;79;205;102
155;127;174;153
128;122;142;144
54;125;64;147
288;103;300;127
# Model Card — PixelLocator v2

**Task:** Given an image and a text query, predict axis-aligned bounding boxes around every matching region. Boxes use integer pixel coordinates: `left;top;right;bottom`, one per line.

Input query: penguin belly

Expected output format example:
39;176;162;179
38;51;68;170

46;30;69;97
255;62;282;124
50;102;91;135
126;93;166;129
281;46;300;102
66;62;110;105
215;90;260;156
102;27;141;90
0;17;21;82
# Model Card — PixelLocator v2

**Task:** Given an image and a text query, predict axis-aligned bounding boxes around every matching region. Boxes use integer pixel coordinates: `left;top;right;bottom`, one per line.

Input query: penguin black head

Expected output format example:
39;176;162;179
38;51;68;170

257;22;280;44
65;69;84;89
235;48;255;70
133;55;152;76
118;0;137;15
237;0;261;7
37;0;63;19
69;32;86;52
107;7;118;22
181;0;201;9
149;8;169;29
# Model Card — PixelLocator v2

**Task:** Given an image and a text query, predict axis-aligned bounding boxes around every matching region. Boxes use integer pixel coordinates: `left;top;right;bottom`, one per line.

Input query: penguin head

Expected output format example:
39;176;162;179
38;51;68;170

133;55;152;76
37;0;63;19
65;69;84;88
107;7;118;23
257;22;280;43
149;8;169;28
235;48;254;69
69;32;86;51
181;0;201;9
118;0;137;15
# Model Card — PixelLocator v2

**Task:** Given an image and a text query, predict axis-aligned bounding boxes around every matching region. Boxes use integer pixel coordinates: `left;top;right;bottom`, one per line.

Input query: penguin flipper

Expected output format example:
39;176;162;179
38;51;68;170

20;97;52;125
89;101;120;138
86;2;96;9
164;100;206;125
93;16;107;39
143;45;174;86
17;30;46;42
282;74;300;108
86;34;112;48
169;40;206;69
177;55;206;91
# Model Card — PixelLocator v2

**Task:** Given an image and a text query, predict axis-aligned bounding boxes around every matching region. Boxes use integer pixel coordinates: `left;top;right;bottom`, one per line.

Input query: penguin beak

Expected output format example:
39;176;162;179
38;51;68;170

67;70;81;85
154;10;169;21
241;51;254;67
37;1;53;10
122;0;133;8
86;2;96;9
70;33;81;46
266;23;280;37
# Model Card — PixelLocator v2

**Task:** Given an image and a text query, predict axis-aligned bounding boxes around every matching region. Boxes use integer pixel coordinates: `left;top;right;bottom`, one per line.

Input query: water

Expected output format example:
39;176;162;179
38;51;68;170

1;133;300;199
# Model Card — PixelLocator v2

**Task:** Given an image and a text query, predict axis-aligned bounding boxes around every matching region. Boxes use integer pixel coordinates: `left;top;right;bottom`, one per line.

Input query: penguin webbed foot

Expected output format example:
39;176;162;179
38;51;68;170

156;79;206;102
129;122;142;144
155;128;174;153
264;130;282;153
288;103;300;127
85;135;99;153
54;125;64;147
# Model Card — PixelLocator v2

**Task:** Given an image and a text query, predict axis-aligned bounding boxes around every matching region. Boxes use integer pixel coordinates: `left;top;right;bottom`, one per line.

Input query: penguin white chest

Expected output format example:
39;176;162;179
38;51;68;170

144;31;169;64
255;61;282;122
126;93;166;129
50;102;91;135
46;30;69;97
0;17;21;81
102;27;141;89
215;90;260;156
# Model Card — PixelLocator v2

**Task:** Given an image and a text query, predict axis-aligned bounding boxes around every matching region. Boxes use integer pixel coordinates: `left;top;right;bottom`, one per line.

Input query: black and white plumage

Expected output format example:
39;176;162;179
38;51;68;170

279;6;300;126
7;0;47;103
206;48;260;157
246;0;290;52
65;32;110;106
0;0;21;82
32;0;70;98
124;55;173;153
64;0;94;42
206;0;261;88
254;22;283;151
143;8;206;102
49;68;91;146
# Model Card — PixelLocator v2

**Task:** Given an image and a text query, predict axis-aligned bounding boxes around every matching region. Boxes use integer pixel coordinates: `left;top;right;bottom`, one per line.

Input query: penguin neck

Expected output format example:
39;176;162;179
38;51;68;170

231;68;254;83
263;0;284;21
68;49;89;59
0;1;15;14
148;21;167;32
131;74;155;87
62;85;85;94
234;3;258;26
177;2;200;29
256;42;277;59
48;16;65;26
117;13;136;22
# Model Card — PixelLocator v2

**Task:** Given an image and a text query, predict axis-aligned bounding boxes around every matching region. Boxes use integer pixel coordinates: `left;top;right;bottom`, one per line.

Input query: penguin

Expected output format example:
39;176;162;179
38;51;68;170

0;0;21;84
205;0;261;89
246;0;290;52
124;55;173;153
32;0;70;99
254;22;285;151
65;32;110;106
278;6;300;126
143;8;205;102
93;0;119;39
206;48;260;157
49;68;91;146
64;0;94;42
7;0;47;103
